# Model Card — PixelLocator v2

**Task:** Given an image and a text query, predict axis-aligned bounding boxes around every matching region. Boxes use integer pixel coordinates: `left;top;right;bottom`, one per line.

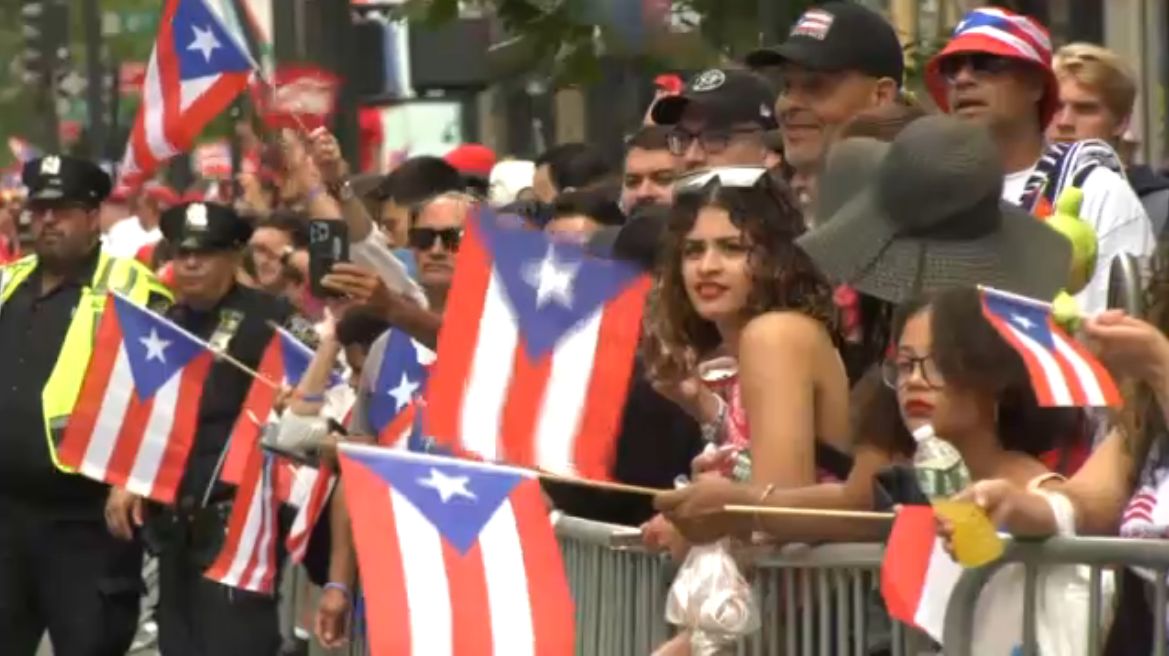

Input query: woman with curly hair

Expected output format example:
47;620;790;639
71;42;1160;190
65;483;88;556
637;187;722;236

643;166;851;489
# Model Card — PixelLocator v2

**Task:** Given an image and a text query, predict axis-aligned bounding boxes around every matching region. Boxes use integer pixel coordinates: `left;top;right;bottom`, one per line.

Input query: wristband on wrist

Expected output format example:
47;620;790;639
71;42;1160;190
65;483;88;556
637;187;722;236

324;582;351;598
298;392;326;403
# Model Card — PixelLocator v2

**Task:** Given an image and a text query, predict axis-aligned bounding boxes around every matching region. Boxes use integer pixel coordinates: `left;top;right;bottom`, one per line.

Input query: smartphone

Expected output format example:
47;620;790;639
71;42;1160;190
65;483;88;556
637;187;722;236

308;219;349;298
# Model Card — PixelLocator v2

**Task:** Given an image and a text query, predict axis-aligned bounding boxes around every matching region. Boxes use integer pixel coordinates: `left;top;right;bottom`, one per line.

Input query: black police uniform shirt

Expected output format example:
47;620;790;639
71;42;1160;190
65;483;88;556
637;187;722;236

166;283;310;506
0;248;169;515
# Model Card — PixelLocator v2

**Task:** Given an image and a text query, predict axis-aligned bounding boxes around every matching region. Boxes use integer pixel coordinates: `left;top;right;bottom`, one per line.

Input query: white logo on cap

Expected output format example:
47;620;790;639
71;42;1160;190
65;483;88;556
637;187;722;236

185;203;209;230
791;9;834;40
691;69;726;93
760;103;773;118
40;156;61;175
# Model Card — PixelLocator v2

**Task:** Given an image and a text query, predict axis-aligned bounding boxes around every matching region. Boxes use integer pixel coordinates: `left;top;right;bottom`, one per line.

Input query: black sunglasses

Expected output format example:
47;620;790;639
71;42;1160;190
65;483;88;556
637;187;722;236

408;227;463;252
938;53;1019;82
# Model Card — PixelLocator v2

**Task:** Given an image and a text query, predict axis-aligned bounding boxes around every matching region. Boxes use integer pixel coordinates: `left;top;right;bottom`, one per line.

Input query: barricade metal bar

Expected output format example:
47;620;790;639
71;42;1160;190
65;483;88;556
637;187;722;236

557;516;915;656
1155;571;1167;656
1088;566;1102;656
1021;562;1038;656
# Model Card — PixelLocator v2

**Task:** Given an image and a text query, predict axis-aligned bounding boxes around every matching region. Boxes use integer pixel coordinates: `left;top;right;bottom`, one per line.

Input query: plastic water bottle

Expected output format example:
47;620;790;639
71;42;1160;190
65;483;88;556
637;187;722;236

912;424;970;500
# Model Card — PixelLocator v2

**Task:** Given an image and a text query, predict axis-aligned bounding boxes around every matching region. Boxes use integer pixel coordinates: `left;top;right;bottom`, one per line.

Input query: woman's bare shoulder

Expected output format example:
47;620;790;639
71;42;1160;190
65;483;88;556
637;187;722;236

740;310;833;354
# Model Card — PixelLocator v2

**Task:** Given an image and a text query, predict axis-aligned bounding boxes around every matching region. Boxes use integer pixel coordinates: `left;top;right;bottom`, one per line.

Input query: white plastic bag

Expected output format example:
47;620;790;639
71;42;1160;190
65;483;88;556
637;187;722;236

664;540;760;655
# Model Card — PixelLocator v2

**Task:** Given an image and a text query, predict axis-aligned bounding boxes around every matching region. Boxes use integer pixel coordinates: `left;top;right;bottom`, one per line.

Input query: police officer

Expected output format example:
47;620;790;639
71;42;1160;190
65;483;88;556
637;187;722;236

146;202;312;656
0;155;170;655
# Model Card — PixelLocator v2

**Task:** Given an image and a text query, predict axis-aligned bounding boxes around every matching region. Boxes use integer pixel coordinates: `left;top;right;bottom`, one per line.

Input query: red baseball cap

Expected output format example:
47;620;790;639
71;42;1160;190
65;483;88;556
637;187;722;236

444;144;497;179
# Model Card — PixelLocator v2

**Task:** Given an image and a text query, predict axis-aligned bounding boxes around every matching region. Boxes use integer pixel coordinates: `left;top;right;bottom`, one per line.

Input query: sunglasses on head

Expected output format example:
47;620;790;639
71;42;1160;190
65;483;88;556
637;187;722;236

408;227;463;252
938;53;1018;81
673;166;771;193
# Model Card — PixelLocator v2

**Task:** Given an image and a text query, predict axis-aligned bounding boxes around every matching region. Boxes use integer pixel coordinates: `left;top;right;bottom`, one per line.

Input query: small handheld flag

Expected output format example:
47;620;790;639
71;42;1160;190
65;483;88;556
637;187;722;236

58;294;214;503
978;286;1120;407
120;0;256;181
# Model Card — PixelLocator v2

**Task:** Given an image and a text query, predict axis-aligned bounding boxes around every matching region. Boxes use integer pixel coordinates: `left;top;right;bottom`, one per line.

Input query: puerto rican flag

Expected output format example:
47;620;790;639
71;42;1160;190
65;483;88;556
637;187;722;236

979;286;1120;407
120;0;255;182
204;436;279;593
338;444;574;655
58;293;213;503
367;329;435;447
426;210;650;479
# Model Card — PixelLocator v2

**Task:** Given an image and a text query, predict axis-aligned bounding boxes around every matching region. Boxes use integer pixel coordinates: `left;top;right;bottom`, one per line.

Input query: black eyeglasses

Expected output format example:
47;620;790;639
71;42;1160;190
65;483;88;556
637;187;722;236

408;227;463;252
667;126;763;156
881;354;944;390
937;53;1018;82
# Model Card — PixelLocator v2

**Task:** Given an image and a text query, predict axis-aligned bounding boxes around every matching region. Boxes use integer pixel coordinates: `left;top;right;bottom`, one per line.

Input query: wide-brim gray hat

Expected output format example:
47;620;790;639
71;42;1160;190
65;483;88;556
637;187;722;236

797;115;1071;304
813;136;890;223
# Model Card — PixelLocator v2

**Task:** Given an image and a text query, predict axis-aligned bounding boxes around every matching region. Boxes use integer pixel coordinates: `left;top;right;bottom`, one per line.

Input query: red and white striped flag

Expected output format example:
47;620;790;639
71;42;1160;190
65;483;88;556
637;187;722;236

58;294;213;503
282;461;336;562
979;286;1120;407
880;504;963;640
204;439;279;593
206;435;336;592
426;210;650;479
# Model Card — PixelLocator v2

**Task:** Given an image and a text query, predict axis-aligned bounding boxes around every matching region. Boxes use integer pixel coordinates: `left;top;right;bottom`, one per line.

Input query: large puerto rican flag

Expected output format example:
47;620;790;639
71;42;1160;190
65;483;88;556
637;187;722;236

120;0;255;181
426;210;650;479
338;443;574;655
979;286;1120;407
58;293;213;503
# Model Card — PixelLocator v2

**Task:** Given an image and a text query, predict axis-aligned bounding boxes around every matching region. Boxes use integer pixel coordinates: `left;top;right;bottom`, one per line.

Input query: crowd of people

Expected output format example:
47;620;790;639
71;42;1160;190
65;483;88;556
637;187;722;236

4;1;1169;655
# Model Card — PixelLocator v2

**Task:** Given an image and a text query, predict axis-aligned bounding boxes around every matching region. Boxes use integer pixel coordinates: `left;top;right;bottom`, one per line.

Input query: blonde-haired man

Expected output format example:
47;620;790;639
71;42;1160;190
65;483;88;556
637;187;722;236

1048;43;1136;145
1049;42;1169;233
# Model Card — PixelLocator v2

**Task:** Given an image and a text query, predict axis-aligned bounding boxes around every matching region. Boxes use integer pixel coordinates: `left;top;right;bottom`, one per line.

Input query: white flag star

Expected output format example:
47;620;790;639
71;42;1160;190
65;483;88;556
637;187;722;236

522;246;580;309
188;25;222;63
417;468;476;503
139;329;172;363
387;373;419;412
1011;314;1035;330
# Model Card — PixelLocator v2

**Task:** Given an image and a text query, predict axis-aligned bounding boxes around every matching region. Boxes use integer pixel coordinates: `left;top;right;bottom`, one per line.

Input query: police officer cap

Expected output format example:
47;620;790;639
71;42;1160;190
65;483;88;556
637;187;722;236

160;202;254;252
22;155;112;205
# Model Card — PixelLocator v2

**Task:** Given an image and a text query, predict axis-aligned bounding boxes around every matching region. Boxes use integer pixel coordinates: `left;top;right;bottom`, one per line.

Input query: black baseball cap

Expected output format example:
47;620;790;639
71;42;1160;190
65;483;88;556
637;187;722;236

160;202;254;252
650;68;778;130
746;2;904;86
22;155;112;205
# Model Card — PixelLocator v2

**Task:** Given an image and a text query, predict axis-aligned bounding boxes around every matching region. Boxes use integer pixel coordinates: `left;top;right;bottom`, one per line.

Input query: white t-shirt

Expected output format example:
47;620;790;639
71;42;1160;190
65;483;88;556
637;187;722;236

103;216;161;259
1003;165;1154;314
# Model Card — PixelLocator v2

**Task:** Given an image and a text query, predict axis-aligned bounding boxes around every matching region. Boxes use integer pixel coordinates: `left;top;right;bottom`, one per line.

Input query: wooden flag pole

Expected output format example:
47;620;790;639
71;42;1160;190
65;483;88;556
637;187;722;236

723;504;896;521
536;471;667;496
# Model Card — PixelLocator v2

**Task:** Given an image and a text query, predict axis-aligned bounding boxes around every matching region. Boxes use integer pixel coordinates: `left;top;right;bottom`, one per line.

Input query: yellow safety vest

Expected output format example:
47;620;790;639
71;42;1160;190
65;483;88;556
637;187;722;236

0;251;173;472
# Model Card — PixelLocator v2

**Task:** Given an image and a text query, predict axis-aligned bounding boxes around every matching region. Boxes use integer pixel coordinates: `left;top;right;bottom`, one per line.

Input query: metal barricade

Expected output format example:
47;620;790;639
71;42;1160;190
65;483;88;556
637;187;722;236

941;537;1169;656
556;515;918;656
